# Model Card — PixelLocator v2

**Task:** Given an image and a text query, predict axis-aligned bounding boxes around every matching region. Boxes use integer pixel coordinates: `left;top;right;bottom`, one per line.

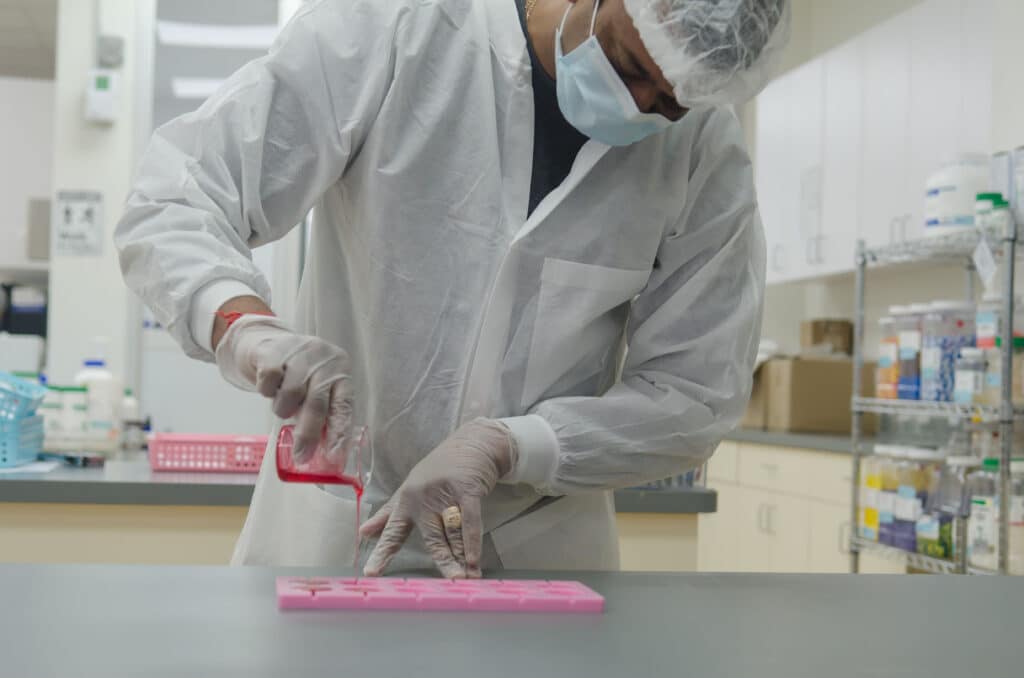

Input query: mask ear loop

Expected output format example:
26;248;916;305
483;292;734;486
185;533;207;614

558;3;573;33
558;0;600;37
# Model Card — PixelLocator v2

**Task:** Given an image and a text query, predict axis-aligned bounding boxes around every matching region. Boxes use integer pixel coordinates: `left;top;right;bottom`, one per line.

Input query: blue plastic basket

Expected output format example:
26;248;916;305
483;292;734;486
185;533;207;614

0;415;43;467
0;372;47;421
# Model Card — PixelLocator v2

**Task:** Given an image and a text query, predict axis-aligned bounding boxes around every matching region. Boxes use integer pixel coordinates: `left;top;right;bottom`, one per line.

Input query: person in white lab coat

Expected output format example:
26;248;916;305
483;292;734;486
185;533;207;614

116;0;790;577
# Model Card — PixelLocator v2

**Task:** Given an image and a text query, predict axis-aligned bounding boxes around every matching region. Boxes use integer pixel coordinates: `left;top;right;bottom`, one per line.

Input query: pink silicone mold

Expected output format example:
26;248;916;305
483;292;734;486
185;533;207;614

277;577;605;613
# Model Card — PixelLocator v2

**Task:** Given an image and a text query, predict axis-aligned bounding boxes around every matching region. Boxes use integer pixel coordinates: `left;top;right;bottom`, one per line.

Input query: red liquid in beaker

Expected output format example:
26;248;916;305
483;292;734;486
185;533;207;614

276;424;367;566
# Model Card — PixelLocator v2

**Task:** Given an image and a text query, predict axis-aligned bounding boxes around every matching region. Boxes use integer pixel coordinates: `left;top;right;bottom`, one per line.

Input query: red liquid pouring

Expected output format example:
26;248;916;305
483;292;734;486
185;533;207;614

276;425;367;566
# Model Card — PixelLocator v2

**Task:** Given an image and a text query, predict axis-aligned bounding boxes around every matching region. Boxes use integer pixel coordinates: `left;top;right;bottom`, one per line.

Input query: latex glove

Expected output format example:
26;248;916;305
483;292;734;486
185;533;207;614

360;419;517;579
215;314;354;464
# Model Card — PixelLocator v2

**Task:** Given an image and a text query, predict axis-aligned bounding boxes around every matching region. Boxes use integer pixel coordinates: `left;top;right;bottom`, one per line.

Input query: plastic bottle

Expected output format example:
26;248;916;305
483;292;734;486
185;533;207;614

954;348;986;405
73;338;123;454
860;456;881;541
121;389;147;451
877;315;900;400
896;305;928;401
877;456;900;546
893;459;932;553
967;462;999;570
920;301;975;402
923;153;989;237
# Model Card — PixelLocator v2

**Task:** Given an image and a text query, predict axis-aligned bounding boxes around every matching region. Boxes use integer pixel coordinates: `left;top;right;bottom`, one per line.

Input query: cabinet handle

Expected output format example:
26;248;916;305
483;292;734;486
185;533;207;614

805;237;815;265
764;504;777;536
838;522;851;555
888;218;898;244
815;235;825;264
900;214;911;241
761;462;780;475
756;503;767;533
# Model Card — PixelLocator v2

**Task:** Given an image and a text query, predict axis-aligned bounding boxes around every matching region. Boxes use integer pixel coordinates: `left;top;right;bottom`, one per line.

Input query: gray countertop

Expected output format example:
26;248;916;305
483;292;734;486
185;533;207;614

726;428;853;454
0;456;716;514
3;563;1021;677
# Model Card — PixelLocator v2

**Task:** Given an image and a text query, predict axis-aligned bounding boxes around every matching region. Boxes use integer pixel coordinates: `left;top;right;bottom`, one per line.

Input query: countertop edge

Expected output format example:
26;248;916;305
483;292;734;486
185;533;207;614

0;476;716;514
724;429;853;454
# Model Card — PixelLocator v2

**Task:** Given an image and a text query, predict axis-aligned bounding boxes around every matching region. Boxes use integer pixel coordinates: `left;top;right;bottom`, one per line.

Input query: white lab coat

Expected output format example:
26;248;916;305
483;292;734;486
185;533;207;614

116;0;765;571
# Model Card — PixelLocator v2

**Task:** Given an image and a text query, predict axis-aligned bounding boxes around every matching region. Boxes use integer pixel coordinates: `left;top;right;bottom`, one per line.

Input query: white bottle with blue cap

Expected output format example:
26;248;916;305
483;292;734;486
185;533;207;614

73;337;122;454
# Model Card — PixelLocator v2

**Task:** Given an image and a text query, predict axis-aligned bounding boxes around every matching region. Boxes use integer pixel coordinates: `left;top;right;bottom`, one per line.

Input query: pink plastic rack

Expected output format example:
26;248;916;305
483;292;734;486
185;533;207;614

149;433;268;473
277;577;605;613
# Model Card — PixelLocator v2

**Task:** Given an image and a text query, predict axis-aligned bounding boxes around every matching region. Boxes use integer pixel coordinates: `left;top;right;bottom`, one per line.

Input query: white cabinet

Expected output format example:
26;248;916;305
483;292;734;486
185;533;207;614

753;0;995;280
819;40;861;276
859;11;912;249
735;486;811;572
757;60;824;284
789;60;825;278
808;501;853;573
905;0;963;241
699;442;908;574
958;0;993;155
697;482;742;571
756;74;799;283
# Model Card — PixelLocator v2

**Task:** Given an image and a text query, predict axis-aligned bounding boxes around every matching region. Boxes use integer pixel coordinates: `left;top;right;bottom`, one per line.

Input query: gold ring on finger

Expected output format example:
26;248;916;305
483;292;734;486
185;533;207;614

442;505;462;530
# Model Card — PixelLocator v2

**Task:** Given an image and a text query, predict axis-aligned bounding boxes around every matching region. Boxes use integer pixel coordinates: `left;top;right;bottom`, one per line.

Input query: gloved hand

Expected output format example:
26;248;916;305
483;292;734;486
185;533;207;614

215;314;354;465
360;419;518;579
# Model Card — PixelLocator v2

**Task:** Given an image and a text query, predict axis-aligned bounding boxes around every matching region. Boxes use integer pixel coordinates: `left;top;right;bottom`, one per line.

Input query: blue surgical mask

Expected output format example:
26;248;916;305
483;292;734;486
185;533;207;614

554;1;673;147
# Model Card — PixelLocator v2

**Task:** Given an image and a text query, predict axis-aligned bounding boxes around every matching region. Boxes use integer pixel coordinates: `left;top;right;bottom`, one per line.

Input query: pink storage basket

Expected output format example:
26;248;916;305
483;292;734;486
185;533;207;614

149;433;268;473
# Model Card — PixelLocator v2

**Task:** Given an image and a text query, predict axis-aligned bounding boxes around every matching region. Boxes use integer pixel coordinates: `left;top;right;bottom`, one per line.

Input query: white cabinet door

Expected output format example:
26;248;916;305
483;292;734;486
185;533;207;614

819;39;861;276
859;11;912;248
756;75;799;284
905;0;962;241
789;59;826;279
808;500;853;573
733;486;811;573
697;482;741;572
958;0;993;156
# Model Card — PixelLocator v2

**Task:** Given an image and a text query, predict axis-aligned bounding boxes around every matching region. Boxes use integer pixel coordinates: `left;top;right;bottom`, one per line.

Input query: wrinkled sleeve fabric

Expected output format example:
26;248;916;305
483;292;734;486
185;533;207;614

114;0;396;360
502;110;766;494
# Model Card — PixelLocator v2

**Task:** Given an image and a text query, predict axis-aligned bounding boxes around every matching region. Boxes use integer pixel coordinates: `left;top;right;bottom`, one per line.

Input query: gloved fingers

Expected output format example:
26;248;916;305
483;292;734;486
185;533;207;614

254;362;285;400
359;497;395;538
421;513;465;580
290;385;328;466
270;360;311;421
363;513;414;577
459;497;483;579
324;377;354;465
442;506;465;570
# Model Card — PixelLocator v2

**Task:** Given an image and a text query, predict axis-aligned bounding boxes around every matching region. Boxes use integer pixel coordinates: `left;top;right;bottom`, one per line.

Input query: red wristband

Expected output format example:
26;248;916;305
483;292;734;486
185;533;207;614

215;310;275;331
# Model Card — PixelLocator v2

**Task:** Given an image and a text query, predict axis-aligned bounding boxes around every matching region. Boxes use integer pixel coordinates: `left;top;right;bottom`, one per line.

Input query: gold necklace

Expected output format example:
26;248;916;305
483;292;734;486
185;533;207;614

525;0;539;20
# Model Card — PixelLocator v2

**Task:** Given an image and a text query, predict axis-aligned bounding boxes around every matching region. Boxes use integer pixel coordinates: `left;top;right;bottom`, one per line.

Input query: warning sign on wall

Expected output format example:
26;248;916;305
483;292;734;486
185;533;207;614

54;190;104;256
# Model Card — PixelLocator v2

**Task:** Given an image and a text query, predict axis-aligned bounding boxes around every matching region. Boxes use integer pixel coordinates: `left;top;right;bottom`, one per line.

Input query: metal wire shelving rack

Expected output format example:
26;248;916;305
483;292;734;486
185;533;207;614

850;214;1019;575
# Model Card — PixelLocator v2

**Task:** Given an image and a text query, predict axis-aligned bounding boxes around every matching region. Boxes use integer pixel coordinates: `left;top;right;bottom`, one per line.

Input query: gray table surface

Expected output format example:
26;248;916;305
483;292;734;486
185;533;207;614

0;457;716;513
3;564;1021;677
726;428;853;454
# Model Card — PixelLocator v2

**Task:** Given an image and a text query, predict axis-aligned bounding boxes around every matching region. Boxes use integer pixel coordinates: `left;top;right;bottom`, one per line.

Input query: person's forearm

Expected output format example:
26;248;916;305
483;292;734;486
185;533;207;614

211;296;274;351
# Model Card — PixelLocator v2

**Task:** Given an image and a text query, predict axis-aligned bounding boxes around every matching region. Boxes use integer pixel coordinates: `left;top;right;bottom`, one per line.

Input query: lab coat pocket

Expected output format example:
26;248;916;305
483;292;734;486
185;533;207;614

490;492;620;570
521;258;649;408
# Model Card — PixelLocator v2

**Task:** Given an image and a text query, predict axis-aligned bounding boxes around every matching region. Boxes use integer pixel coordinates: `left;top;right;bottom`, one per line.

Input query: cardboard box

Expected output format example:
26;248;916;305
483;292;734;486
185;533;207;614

741;357;874;435
800;319;853;356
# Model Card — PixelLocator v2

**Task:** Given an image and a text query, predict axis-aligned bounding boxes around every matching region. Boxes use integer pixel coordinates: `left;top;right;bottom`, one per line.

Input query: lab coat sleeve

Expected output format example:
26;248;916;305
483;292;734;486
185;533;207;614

502;110;766;494
114;0;396;360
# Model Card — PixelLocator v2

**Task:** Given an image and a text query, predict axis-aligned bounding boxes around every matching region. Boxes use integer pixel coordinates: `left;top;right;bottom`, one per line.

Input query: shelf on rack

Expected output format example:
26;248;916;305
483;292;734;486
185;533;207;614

966;566;1000;576
853;397;992;419
862;226;1003;267
862;446;946;463
850;537;961;574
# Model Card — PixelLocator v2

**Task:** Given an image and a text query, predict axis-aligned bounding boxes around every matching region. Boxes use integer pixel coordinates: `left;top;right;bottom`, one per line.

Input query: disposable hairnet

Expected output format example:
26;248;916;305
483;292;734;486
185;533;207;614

623;0;791;107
